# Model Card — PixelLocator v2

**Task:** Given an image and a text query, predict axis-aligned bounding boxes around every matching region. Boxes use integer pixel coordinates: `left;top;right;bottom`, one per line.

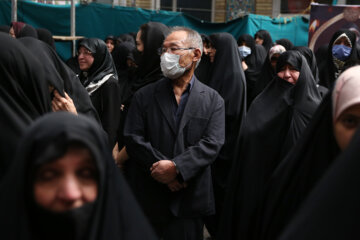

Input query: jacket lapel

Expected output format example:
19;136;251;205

178;77;204;133
155;79;177;135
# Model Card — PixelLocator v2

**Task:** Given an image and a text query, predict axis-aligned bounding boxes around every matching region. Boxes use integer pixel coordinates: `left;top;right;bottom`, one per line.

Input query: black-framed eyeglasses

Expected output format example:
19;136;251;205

157;47;195;55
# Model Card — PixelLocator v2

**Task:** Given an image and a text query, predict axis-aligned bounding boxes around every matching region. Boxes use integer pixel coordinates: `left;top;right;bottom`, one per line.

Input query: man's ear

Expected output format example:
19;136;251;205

193;48;202;62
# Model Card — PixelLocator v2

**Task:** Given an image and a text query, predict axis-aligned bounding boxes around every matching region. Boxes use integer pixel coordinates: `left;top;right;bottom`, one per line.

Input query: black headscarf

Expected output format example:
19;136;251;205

78;38;118;87
255;92;339;240
11;22;38;39
210;32;247;117
293;46;319;82
250;45;287;104
275;38;294;50
0;33;51;179
132;22;170;91
36;28;56;50
294;46;328;97
116;33;136;46
0;25;10;33
0;112;157;240
112;41;137;104
195;34;212;85
254;29;273;52
318;29;358;89
105;35;116;43
237;34;267;107
18;37;100;122
218;50;322;240
279;126;360;240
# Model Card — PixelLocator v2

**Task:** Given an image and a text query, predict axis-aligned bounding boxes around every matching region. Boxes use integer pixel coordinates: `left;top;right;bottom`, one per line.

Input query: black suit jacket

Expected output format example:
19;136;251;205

124;76;225;219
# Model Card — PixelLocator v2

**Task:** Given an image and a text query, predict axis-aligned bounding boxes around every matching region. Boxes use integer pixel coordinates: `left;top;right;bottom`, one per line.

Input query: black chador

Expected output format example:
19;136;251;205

218;51;322;240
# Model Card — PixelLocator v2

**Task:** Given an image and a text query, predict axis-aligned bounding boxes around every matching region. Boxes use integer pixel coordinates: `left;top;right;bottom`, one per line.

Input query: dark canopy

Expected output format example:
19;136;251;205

0;33;51;179
279;126;360;240
218;50;322;240
0;112;157;240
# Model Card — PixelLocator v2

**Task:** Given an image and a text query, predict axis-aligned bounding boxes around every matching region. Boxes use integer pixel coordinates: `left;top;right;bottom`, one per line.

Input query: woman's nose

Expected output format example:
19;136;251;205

58;176;82;202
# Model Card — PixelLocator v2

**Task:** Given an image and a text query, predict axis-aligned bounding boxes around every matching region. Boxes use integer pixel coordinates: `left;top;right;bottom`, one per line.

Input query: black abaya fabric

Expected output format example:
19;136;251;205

111;41;137;148
0;33;52;179
318;29;358;89
254;29;273;52
205;32;247;236
78;38;121;147
237;34;267;107
218;50;322;240
18;37;100;122
36;28;56;50
275;38;294;50
249;54;275;105
112;41;136;104
0;25;10;33
293;46;328;97
0;112;157;240
255;92;340;240
279;126;360;240
195;53;212;85
131;22;170;92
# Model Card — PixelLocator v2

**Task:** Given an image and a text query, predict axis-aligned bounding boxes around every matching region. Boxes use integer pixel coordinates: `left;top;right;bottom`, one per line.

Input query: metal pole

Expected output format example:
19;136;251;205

155;0;160;10
272;0;281;18
172;0;176;12
211;0;215;23
11;0;17;22
71;0;76;57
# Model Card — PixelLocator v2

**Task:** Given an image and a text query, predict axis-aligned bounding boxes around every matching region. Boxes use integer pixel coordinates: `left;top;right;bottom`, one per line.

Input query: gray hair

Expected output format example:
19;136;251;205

169;26;203;67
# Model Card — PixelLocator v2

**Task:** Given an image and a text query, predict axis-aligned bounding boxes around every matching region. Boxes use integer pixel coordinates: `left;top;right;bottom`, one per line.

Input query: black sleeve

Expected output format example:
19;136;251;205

123;92;169;171
99;78;121;148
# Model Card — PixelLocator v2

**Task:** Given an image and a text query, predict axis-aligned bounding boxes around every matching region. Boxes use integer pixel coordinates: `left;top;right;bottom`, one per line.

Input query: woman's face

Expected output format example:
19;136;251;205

203;42;216;63
105;39;115;53
334;104;360;151
255;37;263;45
334;36;351;47
136;30;144;52
78;46;94;71
270;53;280;71
277;64;300;85
9;27;15;38
33;147;98;212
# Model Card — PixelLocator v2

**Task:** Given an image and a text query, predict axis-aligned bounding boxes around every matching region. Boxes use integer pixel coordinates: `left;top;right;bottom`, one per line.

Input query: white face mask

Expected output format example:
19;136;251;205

238;46;252;58
160;52;192;79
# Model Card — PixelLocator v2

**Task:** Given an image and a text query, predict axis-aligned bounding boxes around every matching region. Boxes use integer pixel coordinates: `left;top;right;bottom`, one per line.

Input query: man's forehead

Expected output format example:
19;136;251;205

164;31;187;45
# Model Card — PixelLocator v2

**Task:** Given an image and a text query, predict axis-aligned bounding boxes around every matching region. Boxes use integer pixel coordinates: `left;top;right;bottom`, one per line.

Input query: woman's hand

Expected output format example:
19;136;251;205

52;90;77;114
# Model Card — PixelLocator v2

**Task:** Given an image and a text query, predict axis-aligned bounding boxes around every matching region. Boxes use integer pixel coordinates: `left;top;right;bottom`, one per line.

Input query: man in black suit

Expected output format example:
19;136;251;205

123;26;225;240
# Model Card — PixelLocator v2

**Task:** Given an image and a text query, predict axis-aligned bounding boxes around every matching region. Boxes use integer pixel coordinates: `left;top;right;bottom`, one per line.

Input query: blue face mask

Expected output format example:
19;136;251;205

238;46;251;59
332;44;352;61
